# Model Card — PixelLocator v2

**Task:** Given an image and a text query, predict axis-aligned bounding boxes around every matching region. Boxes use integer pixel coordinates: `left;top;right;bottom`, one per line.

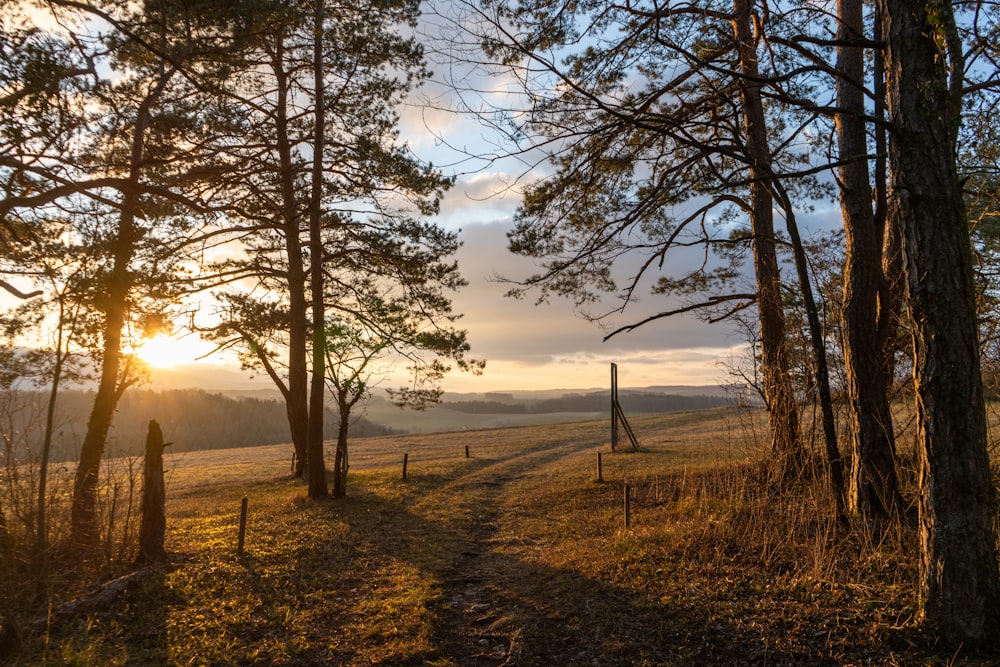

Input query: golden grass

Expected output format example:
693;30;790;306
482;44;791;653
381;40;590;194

5;407;997;665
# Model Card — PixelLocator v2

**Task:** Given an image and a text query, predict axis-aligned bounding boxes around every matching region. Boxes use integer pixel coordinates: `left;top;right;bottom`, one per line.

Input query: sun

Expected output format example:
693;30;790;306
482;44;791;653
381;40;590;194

133;333;216;369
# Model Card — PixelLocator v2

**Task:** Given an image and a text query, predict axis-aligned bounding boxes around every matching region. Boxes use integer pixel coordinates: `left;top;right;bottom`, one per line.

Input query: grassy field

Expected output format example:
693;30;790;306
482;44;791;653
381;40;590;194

360;402;606;433
6;408;995;665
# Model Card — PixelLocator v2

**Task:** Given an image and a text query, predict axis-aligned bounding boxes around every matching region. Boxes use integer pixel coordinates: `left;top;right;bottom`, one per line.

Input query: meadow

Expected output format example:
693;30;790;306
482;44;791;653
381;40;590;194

6;408;994;665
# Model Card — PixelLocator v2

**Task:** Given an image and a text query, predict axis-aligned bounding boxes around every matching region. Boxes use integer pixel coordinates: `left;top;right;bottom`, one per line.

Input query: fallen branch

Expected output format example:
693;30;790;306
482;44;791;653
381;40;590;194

32;567;156;633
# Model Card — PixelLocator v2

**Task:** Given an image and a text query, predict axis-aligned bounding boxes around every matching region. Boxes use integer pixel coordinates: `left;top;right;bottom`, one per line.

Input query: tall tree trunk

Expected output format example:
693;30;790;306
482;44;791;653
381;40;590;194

837;0;901;519
777;192;847;517
879;0;1000;646
70;51;175;547
70;155;144;549
732;0;802;472
306;0;328;499
0;498;6;546
872;6;903;390
286;243;309;480
36;297;68;565
71;212;132;547
273;34;309;477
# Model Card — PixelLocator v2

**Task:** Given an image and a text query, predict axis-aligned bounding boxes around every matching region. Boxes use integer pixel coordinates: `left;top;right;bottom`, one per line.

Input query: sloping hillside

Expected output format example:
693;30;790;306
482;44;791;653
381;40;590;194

7;409;963;666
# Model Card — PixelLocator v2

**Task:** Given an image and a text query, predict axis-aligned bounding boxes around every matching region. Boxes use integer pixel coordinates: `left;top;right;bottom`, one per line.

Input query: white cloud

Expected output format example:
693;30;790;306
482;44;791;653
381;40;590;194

439;220;748;391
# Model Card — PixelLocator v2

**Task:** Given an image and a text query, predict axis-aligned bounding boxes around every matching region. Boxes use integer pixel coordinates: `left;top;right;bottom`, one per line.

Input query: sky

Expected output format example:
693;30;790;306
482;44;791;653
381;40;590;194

138;89;754;394
10;2;787;396
424;189;751;393
142;183;752;394
380;17;849;395
364;48;756;394
145;67;756;394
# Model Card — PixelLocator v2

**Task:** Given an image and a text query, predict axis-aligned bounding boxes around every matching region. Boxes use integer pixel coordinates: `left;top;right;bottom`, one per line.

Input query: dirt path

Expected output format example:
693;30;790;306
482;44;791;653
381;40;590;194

418;439;615;665
429;477;511;665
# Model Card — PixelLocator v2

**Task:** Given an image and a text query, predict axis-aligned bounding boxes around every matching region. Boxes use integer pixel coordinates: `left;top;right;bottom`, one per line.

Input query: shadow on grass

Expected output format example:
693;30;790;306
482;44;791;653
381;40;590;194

15;432;927;666
323;438;820;667
334;479;815;666
118;568;174;665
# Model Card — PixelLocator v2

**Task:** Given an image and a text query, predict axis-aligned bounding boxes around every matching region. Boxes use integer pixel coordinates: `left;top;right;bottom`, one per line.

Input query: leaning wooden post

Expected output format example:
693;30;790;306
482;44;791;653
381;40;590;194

237;495;248;558
136;420;170;565
611;363;619;452
402;453;409;481
610;363;640;451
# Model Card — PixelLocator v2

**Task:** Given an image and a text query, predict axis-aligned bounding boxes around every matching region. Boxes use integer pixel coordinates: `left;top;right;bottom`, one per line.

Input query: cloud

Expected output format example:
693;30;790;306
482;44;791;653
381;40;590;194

397;53;844;393
436;172;526;228
439;219;748;391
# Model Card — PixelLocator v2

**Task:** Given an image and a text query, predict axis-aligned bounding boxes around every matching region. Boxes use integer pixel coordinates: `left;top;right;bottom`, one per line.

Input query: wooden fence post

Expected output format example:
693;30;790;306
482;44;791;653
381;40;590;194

402;453;409;481
465;445;470;459
597;451;604;483
624;481;632;529
237;495;248;558
136;420;169;565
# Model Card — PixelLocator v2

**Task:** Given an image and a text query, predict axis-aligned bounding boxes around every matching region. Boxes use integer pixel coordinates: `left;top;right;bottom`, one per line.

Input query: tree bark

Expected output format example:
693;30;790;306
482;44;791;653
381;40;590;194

37;299;67;562
71;315;123;548
732;0;802;471
778;193;847;517
0;497;7;548
879;0;1000;646
872;5;904;390
71;99;153;546
136;420;168;565
306;0;329;499
273;33;310;479
836;0;901;519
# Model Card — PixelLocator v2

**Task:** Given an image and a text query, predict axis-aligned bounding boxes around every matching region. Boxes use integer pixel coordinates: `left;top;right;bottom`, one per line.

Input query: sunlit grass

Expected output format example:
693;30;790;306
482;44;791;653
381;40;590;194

4;407;987;665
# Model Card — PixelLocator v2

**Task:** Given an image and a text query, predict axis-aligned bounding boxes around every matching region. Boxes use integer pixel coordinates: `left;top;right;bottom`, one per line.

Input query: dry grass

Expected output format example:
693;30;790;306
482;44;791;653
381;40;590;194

3;407;996;665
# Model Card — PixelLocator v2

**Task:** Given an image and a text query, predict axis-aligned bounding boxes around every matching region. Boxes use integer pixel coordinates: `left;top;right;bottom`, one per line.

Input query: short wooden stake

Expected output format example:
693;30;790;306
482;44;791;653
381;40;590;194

624;482;632;529
237;495;248;558
465;445;470;458
402;452;409;481
597;451;604;483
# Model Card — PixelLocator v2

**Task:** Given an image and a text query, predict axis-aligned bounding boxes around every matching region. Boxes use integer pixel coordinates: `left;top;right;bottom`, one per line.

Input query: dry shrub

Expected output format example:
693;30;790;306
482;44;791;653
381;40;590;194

626;448;919;595
0;441;146;646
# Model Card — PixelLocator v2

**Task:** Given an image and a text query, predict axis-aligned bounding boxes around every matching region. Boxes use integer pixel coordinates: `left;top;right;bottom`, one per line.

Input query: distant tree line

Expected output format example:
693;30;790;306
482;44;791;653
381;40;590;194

4;389;395;462
443;392;726;415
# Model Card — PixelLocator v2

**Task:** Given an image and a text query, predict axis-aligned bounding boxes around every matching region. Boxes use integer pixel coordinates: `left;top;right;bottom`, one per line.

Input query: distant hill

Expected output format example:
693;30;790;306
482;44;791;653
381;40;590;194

438;384;733;402
6;388;394;462
147;364;280;395
7;381;737;461
361;387;733;434
441;391;727;415
148;366;736;402
638;385;733;398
